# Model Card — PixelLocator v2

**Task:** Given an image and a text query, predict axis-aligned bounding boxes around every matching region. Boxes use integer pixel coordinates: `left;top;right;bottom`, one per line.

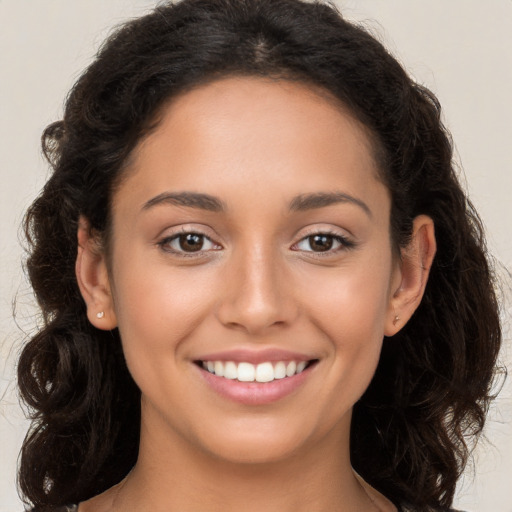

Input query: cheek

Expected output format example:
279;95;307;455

109;260;220;406
113;256;214;332
109;251;222;385
301;259;393;389
305;263;392;340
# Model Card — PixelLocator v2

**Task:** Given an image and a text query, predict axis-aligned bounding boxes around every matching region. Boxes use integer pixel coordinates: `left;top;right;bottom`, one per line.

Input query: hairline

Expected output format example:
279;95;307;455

102;71;394;266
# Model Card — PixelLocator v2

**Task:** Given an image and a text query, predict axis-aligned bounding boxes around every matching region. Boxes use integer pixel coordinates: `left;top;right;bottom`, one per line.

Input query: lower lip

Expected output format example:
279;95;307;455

196;363;316;405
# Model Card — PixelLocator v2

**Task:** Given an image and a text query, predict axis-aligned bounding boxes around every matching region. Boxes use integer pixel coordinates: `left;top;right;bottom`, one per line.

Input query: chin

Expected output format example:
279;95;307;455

190;415;337;467
203;437;306;466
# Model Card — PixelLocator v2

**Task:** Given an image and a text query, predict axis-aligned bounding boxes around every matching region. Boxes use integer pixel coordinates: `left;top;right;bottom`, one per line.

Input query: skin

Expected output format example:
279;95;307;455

76;77;436;511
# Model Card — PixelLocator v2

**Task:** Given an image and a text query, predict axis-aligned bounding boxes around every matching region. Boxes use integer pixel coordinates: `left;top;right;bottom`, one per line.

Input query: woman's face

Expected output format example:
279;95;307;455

105;77;402;464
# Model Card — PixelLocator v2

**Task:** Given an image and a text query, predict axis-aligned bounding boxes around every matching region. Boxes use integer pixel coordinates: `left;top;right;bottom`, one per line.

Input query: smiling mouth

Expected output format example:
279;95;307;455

196;360;318;383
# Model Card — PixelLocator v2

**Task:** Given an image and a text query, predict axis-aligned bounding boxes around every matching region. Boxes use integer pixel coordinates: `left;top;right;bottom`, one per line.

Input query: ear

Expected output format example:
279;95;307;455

76;216;117;330
385;215;436;336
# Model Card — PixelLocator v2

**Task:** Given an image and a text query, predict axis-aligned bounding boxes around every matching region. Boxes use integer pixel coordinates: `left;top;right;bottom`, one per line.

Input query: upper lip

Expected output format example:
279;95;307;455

195;348;316;365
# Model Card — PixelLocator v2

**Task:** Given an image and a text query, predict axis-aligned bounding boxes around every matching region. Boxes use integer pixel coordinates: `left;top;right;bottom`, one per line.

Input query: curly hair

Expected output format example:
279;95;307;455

18;0;501;510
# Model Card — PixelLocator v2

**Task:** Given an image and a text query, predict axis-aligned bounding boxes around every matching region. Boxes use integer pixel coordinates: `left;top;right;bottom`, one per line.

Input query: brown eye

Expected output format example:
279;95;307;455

307;234;334;252
294;232;355;254
159;232;219;255
178;233;204;252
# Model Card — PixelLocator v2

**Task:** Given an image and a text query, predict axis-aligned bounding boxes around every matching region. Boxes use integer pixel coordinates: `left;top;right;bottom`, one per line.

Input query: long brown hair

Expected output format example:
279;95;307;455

19;1;501;510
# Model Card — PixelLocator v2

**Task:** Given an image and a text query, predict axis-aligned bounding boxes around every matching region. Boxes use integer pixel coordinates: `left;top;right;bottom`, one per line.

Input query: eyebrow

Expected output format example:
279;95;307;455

289;192;372;217
142;190;371;217
142;192;225;212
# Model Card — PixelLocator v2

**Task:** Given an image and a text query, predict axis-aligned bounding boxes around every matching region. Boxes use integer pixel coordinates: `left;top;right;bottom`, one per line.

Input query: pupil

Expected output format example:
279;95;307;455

180;233;203;252
310;234;332;252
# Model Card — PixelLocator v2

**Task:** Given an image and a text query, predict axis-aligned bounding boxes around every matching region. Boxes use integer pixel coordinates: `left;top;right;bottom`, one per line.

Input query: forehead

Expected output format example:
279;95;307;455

150;77;378;163
118;76;388;217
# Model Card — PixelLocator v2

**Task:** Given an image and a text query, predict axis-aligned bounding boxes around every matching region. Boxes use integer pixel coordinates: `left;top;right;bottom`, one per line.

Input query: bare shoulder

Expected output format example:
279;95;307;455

77;486;118;512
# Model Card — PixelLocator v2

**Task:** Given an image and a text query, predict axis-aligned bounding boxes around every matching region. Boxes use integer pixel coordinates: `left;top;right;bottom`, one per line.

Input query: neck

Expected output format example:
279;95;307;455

107;414;385;512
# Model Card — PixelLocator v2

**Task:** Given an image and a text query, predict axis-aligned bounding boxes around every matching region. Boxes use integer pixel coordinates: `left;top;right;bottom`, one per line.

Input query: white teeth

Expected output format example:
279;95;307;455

286;361;297;377
224;361;238;379
274;361;287;379
201;360;311;382
214;361;224;377
237;362;256;382
296;361;307;373
255;362;274;383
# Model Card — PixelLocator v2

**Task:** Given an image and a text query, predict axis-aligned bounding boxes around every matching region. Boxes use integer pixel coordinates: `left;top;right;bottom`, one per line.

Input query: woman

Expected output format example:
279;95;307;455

18;0;501;510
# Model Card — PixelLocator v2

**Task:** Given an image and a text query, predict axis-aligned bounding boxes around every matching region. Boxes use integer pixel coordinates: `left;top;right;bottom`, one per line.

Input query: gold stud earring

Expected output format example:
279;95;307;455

393;314;400;326
96;311;105;319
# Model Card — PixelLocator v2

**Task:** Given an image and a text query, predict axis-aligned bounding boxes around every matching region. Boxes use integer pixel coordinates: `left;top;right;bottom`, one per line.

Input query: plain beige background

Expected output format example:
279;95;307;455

1;1;511;510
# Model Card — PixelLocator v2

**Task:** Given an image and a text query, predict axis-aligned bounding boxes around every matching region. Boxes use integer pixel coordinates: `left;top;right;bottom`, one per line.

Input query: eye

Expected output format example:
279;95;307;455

159;232;221;255
294;232;354;253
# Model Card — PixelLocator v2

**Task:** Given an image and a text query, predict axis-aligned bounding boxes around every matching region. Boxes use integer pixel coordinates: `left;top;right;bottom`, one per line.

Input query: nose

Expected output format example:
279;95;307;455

216;244;298;335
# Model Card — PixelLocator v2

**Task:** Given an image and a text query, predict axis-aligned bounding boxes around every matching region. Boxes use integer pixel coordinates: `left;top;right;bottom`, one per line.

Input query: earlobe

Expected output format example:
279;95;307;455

76;216;117;330
385;215;436;336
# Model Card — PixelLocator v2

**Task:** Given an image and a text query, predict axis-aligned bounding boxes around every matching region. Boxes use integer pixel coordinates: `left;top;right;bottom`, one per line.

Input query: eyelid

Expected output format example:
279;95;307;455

155;224;356;258
291;227;356;255
157;226;223;257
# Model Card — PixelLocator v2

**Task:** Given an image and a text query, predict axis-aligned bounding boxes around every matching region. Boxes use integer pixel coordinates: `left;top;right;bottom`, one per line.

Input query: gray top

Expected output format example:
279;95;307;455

36;505;466;511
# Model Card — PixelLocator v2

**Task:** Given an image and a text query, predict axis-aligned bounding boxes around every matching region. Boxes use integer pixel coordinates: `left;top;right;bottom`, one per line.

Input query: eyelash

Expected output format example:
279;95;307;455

157;229;356;258
157;229;221;258
291;229;356;257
